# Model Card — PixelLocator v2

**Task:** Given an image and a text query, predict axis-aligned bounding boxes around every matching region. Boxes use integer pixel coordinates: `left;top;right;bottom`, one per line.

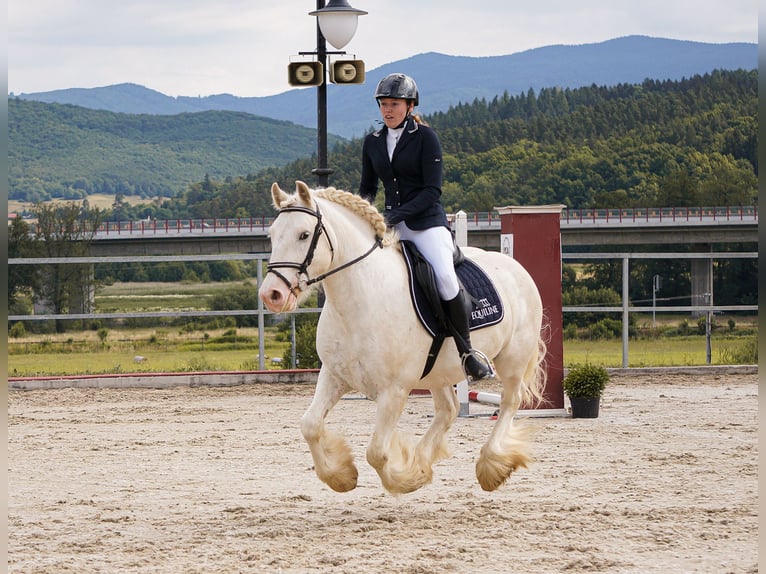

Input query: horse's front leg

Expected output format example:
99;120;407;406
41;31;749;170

300;370;358;492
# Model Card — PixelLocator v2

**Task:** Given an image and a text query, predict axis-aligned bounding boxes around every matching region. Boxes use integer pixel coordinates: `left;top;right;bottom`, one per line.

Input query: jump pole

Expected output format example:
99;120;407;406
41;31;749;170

453;211;472;417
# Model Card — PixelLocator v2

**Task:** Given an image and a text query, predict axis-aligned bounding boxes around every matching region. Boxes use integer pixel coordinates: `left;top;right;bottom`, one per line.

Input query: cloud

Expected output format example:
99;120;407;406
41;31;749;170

8;0;758;97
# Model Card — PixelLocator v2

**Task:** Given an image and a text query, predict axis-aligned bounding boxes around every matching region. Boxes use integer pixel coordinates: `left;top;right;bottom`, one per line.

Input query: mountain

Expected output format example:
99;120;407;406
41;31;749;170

12;36;756;139
8;99;344;201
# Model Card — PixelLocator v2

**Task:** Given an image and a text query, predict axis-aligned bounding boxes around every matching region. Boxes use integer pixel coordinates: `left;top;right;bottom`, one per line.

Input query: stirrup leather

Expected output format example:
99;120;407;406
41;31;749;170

460;350;497;383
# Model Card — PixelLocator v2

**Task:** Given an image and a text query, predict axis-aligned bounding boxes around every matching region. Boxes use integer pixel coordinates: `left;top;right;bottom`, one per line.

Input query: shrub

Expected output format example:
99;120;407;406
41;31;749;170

563;323;579;340
562;363;610;398
9;322;26;338
283;317;319;368
586;317;622;340
717;336;758;365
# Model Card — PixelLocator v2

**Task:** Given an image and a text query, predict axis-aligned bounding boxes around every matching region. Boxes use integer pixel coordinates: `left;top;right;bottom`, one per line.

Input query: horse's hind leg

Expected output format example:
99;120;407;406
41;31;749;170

475;360;537;491
300;372;358;492
418;384;458;469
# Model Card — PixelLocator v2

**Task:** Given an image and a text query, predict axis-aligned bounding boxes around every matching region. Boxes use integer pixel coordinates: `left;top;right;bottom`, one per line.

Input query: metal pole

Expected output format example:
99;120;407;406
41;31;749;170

312;0;333;187
291;314;297;367
257;260;265;370
622;256;629;368
706;256;713;364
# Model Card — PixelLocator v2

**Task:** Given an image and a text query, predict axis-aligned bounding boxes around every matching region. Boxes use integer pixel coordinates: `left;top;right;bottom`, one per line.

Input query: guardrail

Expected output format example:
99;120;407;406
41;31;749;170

561;205;758;224
14;206;757;236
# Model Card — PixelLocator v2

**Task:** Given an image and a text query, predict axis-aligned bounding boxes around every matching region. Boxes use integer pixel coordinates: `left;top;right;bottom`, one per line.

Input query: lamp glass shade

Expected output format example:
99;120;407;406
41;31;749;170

317;12;359;50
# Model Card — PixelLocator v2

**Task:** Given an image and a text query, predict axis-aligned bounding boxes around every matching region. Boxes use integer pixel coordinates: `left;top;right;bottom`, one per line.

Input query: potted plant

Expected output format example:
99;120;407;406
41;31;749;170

562;363;609;418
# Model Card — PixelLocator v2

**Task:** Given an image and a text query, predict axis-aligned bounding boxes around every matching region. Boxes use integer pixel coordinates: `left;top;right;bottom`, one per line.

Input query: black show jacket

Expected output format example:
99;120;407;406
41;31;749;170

359;117;449;230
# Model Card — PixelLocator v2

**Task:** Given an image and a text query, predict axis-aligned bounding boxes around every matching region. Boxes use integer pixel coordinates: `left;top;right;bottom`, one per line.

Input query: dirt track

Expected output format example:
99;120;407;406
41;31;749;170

8;372;758;573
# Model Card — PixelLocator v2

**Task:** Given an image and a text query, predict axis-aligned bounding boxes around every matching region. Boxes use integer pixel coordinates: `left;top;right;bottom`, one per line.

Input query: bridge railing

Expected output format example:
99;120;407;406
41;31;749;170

561;205;758;224
17;205;758;236
96;217;274;235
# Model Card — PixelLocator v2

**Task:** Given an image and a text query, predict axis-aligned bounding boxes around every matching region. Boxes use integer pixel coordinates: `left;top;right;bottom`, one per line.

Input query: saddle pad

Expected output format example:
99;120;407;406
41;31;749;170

401;243;504;337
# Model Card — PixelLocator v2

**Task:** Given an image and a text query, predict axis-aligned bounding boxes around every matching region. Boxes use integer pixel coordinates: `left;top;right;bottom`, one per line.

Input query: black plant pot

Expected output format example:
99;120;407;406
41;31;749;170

570;396;600;418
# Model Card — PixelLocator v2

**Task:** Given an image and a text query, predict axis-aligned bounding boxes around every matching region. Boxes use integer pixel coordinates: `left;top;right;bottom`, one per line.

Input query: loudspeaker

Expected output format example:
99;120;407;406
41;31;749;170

329;60;365;84
288;62;324;87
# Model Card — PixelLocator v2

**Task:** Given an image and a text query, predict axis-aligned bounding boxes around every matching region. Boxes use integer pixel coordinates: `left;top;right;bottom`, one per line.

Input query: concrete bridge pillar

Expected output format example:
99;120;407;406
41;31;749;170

690;251;713;317
69;263;96;314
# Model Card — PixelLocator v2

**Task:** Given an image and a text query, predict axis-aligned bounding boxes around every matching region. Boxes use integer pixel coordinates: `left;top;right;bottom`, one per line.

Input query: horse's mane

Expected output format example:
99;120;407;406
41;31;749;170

315;187;398;247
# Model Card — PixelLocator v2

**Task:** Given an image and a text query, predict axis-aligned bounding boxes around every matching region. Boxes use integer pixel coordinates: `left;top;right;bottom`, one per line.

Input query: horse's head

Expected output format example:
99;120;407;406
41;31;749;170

259;181;335;313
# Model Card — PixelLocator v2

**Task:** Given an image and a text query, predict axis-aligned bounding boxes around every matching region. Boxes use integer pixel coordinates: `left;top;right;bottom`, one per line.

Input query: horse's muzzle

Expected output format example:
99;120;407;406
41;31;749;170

258;276;299;313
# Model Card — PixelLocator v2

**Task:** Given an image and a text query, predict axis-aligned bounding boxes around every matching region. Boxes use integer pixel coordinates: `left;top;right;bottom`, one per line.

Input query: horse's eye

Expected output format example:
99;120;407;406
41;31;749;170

299;231;311;241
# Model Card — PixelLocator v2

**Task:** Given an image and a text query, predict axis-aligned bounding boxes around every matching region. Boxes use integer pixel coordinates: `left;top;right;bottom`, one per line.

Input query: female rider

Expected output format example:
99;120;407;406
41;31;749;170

358;73;495;383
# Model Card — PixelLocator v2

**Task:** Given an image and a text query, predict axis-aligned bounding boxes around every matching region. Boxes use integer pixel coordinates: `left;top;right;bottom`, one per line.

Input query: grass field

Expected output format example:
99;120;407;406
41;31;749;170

7;325;290;377
96;281;228;313
7;328;756;377
9;194;152;215
564;335;755;367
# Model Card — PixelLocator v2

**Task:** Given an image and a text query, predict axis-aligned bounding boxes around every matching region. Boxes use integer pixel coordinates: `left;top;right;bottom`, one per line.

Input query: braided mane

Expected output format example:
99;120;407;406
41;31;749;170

315;187;397;247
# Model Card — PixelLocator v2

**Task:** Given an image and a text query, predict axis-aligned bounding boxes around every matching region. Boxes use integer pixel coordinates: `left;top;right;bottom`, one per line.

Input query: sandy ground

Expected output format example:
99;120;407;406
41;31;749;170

8;371;758;574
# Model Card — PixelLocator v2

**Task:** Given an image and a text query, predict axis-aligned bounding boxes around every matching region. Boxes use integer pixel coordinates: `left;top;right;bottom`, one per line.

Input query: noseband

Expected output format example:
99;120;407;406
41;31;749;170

266;201;383;297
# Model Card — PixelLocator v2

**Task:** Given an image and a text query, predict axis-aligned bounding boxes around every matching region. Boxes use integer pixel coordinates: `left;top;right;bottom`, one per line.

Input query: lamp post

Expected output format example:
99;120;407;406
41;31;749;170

307;0;367;187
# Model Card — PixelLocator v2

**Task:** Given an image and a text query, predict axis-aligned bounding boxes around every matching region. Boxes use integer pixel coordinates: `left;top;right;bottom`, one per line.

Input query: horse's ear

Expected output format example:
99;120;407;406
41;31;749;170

271;182;289;209
295;180;313;206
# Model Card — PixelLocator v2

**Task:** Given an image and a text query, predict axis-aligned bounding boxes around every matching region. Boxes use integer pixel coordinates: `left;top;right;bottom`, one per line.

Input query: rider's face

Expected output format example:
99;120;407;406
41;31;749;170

378;98;412;129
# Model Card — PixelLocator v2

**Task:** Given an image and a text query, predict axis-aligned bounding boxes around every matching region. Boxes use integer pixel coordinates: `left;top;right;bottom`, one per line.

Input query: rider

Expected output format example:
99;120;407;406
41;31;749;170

358;73;495;383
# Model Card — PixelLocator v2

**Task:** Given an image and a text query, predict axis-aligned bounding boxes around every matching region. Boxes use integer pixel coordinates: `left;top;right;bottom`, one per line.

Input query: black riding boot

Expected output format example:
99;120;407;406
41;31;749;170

443;289;496;383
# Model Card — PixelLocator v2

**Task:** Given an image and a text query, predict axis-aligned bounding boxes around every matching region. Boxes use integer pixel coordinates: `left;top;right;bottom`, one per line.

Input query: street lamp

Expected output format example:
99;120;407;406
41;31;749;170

305;0;367;187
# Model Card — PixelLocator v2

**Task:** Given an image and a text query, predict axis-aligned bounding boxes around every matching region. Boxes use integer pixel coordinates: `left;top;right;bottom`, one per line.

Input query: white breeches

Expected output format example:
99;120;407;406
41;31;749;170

395;222;459;300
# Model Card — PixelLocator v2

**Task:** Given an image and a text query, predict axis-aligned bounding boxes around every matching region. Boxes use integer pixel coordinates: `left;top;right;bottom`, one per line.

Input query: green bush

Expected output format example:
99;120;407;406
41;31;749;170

563;323;579;340
586;318;622;340
9;322;26;338
717;336;758;365
562;363;610;398
283;317;319;368
562;286;621;328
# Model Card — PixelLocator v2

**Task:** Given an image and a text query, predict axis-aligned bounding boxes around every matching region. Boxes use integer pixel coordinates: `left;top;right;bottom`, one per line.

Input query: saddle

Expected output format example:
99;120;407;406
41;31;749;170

400;240;504;378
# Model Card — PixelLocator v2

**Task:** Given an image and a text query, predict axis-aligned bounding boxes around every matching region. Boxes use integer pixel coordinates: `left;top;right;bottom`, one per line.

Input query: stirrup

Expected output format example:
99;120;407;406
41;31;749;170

461;350;497;384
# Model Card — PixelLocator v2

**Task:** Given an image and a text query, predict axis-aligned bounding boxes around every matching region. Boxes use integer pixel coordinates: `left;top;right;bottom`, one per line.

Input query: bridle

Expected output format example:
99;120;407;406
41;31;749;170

266;201;383;298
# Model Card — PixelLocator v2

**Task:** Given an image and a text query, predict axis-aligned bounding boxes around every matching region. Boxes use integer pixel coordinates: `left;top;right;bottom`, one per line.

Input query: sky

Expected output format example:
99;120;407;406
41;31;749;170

8;0;758;98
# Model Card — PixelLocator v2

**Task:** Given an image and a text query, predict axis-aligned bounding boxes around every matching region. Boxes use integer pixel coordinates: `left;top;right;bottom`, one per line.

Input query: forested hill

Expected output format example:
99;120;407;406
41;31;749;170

8;99;343;202
163;69;756;220
10;69;757;218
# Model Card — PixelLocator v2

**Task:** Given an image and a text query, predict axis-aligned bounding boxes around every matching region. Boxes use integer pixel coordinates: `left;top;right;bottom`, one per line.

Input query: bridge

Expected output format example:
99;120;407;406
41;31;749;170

84;205;758;256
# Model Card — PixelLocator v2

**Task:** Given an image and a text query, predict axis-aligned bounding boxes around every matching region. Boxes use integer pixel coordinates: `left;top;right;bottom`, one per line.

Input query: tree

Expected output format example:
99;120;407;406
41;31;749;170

8;217;37;309
30;201;105;332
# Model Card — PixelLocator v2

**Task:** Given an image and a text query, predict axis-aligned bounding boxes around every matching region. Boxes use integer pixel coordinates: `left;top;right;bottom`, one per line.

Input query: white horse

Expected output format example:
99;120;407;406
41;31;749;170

259;181;547;494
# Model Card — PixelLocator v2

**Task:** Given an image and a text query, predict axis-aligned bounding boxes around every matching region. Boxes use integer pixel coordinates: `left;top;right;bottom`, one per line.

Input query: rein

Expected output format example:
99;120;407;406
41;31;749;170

266;201;383;296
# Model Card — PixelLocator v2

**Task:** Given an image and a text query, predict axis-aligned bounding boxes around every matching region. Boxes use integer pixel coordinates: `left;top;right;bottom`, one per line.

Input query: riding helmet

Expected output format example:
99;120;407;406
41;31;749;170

374;73;419;106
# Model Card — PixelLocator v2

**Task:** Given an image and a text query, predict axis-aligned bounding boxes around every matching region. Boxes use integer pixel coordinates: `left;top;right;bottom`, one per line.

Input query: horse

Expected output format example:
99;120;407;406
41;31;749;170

258;181;547;495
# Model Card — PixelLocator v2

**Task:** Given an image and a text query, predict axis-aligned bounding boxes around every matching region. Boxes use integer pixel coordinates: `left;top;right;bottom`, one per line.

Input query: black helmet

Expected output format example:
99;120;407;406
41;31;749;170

374;73;419;106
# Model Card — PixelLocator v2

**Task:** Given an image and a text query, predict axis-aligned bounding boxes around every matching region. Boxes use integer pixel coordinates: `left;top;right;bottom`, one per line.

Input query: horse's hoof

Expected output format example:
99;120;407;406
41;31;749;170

325;469;359;493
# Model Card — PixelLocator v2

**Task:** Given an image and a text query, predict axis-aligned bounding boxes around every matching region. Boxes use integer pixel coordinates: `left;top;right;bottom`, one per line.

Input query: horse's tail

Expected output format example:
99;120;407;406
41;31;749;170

522;336;547;408
521;320;550;408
